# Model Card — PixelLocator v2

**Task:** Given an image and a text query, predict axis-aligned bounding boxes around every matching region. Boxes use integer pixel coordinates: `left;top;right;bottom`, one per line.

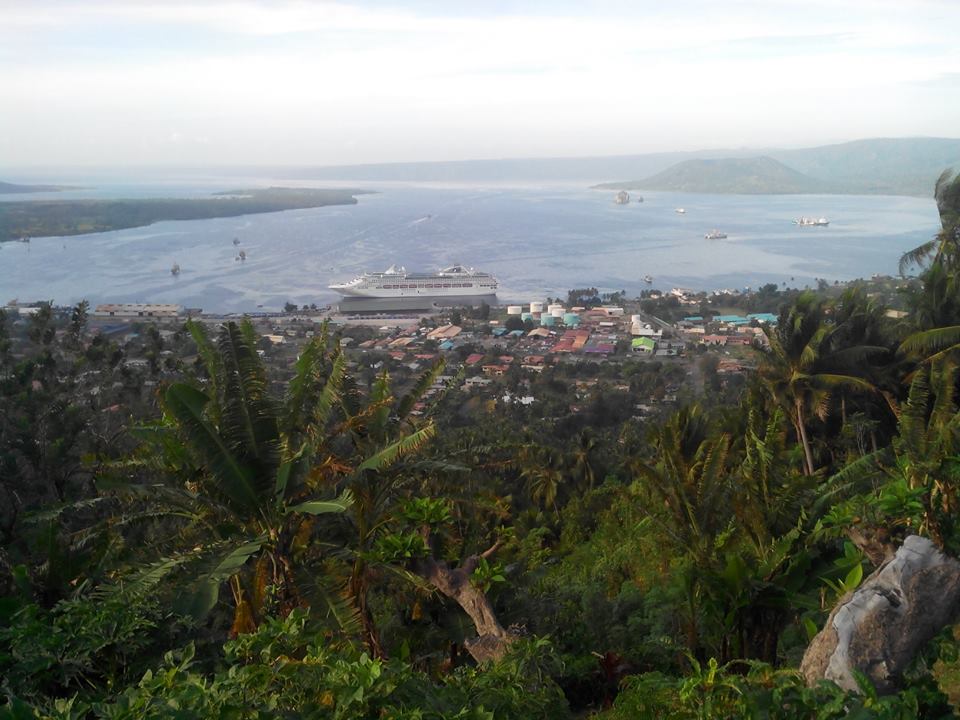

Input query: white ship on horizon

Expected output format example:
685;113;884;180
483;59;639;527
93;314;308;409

329;264;498;298
794;217;830;226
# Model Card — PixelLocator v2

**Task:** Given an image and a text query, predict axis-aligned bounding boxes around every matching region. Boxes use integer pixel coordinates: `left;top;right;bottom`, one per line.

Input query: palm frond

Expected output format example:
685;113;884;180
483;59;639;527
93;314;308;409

930;361;959;431
899;325;960;359
286;489;354;516
217;322;281;478
355;423;437;474
163;382;260;516
899;239;937;274
396;358;447;422
367;370;394;442
282;337;325;442
312;349;346;434
92;550;204;603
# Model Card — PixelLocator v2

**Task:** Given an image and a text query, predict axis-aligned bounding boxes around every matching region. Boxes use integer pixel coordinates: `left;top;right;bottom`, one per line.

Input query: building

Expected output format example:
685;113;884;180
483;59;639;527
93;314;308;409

632;337;656;354
426;324;462;340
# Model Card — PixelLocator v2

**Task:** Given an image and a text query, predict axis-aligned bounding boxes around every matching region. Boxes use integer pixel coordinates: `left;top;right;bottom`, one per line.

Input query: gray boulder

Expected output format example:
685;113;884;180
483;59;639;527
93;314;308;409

801;535;960;693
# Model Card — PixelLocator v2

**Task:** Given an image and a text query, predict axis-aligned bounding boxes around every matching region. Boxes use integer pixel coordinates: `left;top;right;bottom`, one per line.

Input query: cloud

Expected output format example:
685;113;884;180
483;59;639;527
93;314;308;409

1;0;958;164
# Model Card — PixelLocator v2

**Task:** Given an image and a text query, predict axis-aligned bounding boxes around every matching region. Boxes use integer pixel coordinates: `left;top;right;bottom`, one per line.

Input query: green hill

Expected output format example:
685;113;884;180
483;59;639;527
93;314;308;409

0;180;73;194
595;156;830;194
770;137;960;196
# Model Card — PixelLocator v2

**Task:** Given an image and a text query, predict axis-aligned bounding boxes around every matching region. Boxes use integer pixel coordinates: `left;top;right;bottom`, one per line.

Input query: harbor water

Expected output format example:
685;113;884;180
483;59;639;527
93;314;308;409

0;180;940;312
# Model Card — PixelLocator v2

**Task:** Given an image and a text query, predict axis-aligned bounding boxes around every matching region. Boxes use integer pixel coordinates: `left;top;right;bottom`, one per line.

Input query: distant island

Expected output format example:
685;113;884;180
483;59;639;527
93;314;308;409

0;180;77;194
257;137;958;197
594;156;833;194
593;138;960;196
0;187;366;242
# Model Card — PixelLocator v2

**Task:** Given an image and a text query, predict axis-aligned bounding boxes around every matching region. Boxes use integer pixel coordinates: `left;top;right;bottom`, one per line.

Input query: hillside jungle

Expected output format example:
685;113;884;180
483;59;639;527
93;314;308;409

1;171;960;719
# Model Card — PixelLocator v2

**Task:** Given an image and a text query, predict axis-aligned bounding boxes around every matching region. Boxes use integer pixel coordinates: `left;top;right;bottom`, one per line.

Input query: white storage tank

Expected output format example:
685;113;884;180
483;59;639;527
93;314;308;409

529;301;544;314
507;305;523;315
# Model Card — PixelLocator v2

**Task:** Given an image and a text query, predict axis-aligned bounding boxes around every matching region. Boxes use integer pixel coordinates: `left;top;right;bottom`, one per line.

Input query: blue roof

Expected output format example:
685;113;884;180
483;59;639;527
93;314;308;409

492;327;508;336
714;315;749;323
684;316;704;321
439;340;455;350
747;313;779;324
509;329;525;337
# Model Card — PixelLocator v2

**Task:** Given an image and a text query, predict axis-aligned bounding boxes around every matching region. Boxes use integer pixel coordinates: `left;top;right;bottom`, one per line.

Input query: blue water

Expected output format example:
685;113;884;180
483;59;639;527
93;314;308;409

0;180;940;312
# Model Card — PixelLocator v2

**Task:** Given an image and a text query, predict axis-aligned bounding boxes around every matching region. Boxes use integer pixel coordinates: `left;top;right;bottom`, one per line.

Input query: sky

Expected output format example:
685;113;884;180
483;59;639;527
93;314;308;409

1;0;959;167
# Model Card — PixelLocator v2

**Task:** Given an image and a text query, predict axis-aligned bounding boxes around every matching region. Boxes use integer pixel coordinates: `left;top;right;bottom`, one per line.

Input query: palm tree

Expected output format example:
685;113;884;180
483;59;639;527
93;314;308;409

518;444;565;513
630;405;732;656
757;292;879;475
569;430;601;492
899;169;960;274
824;361;960;558
898;171;960;363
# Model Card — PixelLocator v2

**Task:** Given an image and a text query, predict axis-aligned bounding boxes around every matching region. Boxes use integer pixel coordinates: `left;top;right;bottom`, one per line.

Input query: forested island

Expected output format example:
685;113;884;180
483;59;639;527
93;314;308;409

0;181;76;194
1;172;960;718
0;187;365;242
593;156;834;194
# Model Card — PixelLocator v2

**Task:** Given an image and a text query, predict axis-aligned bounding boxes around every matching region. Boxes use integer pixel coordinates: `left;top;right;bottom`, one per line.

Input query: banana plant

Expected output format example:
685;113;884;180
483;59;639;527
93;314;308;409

91;320;354;634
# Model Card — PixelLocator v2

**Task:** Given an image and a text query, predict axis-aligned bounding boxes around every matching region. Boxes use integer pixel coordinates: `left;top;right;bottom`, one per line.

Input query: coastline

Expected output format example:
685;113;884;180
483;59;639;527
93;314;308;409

0;187;370;242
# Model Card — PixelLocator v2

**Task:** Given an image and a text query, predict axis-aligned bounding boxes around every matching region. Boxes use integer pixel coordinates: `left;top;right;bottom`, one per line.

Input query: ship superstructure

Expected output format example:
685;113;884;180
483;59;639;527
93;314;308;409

329;264;498;298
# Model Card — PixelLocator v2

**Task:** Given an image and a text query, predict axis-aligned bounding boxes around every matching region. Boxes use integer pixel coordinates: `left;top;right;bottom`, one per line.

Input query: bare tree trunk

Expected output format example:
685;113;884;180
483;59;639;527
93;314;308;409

350;561;386;659
795;399;815;476
413;539;517;664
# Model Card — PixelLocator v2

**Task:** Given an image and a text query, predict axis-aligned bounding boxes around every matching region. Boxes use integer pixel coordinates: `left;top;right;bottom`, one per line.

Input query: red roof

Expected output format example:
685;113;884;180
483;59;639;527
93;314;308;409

464;353;485;365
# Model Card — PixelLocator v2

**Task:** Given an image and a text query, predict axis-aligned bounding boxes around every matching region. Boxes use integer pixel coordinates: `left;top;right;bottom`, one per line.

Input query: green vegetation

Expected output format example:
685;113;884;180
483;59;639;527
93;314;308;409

0;181;75;194
0;187;364;241
2;172;960;717
594;138;960;196
595;156;830;194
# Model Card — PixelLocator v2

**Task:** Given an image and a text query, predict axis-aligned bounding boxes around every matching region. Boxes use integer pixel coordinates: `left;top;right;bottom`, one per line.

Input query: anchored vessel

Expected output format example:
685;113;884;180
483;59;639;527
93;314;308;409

705;230;727;240
329;264;498;298
794;217;830;226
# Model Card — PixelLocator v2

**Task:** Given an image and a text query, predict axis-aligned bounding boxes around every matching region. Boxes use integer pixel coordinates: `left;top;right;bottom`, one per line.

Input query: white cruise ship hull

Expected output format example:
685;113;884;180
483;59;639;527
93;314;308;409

333;284;496;298
329;264;498;298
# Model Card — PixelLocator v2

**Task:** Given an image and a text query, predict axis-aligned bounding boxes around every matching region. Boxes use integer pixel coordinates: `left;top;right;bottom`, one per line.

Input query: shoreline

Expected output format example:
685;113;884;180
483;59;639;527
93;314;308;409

0;187;370;243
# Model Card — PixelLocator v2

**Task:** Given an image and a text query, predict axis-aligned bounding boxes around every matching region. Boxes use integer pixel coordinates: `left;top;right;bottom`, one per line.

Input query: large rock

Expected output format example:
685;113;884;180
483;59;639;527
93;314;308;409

801;535;960;693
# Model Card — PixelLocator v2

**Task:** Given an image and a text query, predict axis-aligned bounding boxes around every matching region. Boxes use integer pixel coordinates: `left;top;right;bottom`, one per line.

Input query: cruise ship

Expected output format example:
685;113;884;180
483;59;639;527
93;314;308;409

329;264;498;298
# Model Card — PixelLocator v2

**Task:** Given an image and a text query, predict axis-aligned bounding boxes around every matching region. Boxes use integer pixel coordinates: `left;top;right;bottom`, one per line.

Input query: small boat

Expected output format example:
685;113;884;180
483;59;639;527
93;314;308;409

643;275;653;284
233;237;240;245
19;236;30;243
236;250;246;262
171;263;181;276
675;208;686;214
614;190;630;205
794;217;829;226
705;230;727;240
